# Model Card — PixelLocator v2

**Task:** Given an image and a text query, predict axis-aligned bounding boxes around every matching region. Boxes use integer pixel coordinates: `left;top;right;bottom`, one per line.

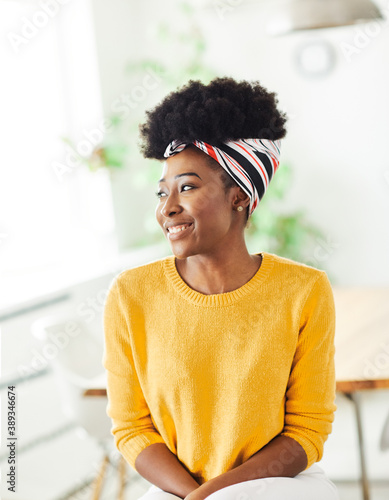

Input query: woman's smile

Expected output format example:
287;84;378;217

167;222;194;239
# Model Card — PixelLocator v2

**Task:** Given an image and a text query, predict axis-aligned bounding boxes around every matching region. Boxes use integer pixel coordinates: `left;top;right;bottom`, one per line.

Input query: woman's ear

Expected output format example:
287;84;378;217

232;188;250;210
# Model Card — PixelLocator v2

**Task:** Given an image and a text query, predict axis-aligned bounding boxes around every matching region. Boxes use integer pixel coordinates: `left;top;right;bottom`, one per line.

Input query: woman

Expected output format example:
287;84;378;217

103;77;339;500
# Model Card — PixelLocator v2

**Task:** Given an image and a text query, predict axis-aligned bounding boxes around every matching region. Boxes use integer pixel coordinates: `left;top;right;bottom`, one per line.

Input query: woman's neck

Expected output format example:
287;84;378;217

175;251;262;295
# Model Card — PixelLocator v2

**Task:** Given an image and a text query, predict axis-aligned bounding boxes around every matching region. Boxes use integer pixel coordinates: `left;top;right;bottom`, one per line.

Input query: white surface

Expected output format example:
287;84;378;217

0;242;167;314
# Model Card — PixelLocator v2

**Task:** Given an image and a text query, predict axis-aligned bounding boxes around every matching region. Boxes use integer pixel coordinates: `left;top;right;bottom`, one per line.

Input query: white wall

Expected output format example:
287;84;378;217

199;0;389;287
89;0;165;250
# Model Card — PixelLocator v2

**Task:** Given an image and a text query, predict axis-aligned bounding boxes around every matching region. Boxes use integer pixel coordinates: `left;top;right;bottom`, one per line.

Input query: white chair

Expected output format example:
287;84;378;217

31;314;127;499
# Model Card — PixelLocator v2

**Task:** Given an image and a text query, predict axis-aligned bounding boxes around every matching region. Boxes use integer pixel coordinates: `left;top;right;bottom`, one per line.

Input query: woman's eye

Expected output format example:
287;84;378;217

155;185;195;198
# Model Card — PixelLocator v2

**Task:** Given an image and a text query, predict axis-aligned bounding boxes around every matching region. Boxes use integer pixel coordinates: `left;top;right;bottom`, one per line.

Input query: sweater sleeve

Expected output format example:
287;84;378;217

280;271;337;469
102;277;165;469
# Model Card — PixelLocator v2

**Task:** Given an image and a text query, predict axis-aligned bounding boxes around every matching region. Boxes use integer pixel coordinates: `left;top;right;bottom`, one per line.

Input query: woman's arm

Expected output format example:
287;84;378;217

184;435;306;500
279;272;337;466
103;279;165;468
135;443;200;499
104;278;199;498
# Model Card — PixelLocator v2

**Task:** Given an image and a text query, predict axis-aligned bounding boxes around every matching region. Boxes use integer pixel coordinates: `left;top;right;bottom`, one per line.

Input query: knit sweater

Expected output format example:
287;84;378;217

102;251;336;484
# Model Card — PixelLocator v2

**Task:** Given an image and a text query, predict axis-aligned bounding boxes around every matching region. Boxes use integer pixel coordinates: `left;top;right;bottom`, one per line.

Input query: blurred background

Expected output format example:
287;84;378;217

1;0;389;499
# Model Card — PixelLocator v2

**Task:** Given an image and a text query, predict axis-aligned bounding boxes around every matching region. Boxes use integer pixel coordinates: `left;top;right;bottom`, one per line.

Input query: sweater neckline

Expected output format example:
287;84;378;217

163;252;274;307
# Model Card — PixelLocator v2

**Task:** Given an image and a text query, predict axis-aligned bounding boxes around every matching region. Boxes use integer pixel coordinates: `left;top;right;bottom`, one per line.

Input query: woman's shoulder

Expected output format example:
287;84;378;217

265;252;324;271
264;252;330;286
109;254;174;291
263;252;333;306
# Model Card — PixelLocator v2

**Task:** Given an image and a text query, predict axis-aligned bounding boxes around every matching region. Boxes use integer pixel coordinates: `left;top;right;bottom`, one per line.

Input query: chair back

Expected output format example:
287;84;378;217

31;314;112;441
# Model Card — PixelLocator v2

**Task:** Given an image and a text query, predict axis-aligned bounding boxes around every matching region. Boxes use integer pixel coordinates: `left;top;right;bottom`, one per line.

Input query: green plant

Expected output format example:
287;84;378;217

245;163;324;264
60;122;130;173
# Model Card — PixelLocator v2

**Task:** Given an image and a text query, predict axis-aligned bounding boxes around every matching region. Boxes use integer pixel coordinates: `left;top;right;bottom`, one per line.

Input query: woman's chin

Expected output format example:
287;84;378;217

170;247;192;260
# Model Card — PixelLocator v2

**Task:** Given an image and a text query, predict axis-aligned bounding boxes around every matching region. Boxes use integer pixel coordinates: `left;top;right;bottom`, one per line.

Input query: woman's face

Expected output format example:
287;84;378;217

155;146;241;259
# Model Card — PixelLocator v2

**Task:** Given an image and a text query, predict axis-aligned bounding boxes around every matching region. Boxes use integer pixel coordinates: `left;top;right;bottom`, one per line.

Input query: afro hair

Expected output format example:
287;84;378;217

139;76;288;160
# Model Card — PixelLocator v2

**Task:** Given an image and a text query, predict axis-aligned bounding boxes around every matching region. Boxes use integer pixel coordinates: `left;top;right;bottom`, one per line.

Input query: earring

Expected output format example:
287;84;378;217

237;206;243;212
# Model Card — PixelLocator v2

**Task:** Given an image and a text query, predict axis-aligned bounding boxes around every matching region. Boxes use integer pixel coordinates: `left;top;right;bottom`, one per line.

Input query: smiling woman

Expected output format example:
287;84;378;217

102;77;339;500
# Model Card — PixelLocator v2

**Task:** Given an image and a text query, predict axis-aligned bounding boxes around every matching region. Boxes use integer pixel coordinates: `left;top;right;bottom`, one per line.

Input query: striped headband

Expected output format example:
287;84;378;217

163;138;281;217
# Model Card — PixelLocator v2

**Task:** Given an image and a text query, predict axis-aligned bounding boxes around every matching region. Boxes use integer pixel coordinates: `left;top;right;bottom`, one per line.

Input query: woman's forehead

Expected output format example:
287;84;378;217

159;148;213;181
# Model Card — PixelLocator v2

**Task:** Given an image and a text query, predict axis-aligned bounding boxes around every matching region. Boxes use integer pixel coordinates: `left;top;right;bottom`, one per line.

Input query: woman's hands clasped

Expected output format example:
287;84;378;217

184;488;209;500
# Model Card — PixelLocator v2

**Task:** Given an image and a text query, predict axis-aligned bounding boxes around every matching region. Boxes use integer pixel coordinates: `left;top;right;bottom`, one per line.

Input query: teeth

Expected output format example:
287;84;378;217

168;224;191;234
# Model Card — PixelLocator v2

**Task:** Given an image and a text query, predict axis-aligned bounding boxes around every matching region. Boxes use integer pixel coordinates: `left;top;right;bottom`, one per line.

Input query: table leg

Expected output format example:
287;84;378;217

344;392;370;500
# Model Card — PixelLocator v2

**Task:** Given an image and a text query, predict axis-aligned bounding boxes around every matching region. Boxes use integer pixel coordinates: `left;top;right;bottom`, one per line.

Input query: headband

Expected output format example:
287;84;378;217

163;138;281;217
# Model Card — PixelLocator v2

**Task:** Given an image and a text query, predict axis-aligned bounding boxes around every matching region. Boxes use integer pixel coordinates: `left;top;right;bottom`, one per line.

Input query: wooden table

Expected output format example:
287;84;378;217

85;287;389;500
333;287;389;500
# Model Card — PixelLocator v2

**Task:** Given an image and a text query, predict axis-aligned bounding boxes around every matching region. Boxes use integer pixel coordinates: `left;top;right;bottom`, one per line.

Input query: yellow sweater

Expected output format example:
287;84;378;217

102;251;336;484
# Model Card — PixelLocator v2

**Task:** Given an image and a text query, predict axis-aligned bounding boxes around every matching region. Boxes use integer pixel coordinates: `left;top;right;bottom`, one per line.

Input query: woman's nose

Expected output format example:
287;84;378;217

160;193;182;218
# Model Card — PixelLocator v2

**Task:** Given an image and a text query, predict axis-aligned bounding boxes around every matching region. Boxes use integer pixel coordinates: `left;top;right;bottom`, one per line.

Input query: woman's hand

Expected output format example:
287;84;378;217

184;487;209;500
